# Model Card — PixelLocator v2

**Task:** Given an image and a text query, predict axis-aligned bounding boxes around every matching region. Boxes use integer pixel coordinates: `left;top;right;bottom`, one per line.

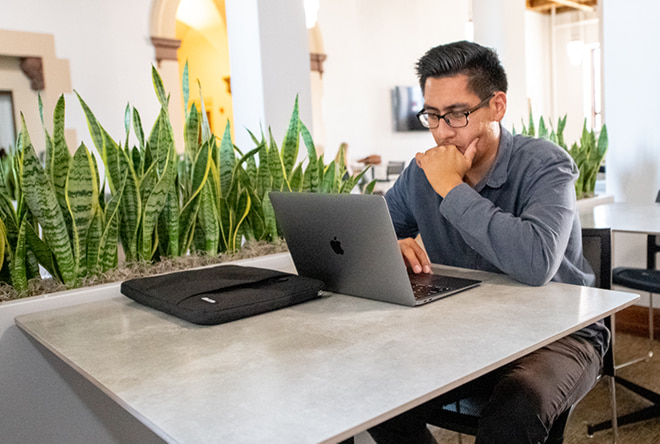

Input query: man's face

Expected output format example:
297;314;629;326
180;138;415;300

422;74;501;160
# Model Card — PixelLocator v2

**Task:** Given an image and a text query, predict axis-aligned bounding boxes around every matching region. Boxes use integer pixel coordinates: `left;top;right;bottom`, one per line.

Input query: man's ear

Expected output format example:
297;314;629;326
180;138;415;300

491;91;507;121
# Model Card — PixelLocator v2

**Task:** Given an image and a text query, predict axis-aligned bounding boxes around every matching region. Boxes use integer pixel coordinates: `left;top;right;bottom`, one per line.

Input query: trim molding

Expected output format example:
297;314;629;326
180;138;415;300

310;53;327;75
151;37;181;65
19;57;44;91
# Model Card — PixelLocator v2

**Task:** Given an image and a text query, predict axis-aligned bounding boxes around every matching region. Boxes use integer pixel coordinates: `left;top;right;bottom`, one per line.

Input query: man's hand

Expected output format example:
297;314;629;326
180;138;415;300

398;238;432;274
415;138;478;197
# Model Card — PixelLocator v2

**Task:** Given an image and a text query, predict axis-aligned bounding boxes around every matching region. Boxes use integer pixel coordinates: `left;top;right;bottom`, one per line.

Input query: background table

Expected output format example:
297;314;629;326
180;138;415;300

15;257;637;444
580;202;660;235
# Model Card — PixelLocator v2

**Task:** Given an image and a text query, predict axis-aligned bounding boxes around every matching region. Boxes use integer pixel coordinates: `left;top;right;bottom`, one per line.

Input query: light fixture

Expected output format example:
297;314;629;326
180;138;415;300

566;39;584;66
566;11;584;66
304;0;320;29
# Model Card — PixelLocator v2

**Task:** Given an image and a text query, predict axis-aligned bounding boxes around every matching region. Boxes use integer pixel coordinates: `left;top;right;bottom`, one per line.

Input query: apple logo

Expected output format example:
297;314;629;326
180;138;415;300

330;236;344;255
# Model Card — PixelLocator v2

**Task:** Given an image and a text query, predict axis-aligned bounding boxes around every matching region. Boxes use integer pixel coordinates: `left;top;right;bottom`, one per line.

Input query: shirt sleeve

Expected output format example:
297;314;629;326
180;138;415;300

439;154;578;286
385;166;420;240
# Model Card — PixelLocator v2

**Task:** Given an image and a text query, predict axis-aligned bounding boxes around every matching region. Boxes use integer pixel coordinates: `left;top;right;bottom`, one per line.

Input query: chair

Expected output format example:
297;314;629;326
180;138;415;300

587;191;660;435
609;189;660;368
426;228;617;444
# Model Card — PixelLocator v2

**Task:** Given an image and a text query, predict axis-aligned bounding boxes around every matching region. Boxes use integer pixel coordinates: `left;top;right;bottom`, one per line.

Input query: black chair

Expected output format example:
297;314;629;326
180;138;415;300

610;189;660;367
587;191;660;436
426;228;617;444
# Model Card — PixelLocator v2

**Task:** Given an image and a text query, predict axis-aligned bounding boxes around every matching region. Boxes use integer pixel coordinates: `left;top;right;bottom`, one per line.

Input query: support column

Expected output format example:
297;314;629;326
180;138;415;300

472;0;528;129
225;0;313;152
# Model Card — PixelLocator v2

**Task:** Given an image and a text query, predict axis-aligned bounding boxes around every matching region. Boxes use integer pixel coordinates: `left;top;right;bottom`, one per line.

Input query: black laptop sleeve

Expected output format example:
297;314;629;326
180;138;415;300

120;265;325;325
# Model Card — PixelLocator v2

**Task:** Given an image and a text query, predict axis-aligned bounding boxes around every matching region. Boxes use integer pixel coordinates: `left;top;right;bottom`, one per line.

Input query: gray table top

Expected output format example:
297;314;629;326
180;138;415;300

580;202;660;235
15;254;638;444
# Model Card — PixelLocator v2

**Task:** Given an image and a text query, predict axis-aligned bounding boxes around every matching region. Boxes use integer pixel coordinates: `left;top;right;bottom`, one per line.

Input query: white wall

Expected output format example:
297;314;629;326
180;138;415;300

0;0;160;153
317;0;469;166
226;0;313;152
602;0;660;204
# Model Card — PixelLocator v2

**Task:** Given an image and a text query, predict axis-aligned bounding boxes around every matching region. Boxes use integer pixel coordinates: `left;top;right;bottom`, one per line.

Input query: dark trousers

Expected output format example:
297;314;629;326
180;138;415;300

367;334;602;444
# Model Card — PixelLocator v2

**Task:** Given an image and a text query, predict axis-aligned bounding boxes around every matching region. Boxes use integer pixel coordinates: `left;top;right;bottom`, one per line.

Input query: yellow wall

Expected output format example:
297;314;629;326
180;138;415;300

175;0;233;139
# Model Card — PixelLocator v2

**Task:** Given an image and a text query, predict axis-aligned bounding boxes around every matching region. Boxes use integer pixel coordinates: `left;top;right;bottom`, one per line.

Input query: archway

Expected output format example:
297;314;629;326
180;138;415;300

150;0;232;146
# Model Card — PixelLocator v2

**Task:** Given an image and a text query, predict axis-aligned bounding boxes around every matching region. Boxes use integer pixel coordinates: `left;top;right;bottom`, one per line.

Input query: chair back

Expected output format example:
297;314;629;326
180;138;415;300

647;190;660;269
582;228;612;290
581;227;614;378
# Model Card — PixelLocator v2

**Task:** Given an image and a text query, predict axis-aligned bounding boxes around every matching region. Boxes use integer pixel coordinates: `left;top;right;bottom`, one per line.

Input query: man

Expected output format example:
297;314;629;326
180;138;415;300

369;41;609;443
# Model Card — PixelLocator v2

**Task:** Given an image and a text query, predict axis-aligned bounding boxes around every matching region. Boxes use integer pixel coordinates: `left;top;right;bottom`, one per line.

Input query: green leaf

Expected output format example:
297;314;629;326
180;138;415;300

198;183;219;254
183;60;190;118
321;161;337;193
300;122;319;192
267;129;287;191
65;143;100;278
218;120;236;198
140;147;177;260
152;65;169;108
22;137;76;286
86;207;103;275
8;215;28;291
133;107;146;151
184;104;200;163
281;95;300;179
100;176;124;271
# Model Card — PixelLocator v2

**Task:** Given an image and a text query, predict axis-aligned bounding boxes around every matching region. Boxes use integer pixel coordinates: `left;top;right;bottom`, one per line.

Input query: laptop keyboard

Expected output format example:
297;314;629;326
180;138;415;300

411;282;451;299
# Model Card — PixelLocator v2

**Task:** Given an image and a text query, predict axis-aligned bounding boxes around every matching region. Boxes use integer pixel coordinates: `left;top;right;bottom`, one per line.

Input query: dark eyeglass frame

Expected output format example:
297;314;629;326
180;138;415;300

416;93;495;129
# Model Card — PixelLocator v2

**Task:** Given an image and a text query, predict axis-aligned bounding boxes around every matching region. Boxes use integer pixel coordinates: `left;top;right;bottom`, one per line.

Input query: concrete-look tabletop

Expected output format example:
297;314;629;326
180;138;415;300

580;202;660;235
15;256;638;444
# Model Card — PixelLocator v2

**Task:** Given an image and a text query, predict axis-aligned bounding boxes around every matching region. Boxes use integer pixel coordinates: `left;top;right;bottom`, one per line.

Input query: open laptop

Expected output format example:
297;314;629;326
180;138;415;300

269;192;480;306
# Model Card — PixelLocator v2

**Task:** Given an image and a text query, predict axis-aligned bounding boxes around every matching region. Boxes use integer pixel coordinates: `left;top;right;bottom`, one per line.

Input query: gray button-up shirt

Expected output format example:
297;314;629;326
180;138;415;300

385;126;608;354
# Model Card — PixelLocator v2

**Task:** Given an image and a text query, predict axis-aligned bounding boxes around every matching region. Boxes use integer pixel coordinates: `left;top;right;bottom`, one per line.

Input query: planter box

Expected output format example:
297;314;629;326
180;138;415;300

0;253;294;444
576;194;615;214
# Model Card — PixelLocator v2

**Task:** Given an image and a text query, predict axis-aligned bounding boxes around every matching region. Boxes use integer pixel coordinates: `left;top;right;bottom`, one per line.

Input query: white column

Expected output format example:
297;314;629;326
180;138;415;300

225;0;313;152
472;0;528;130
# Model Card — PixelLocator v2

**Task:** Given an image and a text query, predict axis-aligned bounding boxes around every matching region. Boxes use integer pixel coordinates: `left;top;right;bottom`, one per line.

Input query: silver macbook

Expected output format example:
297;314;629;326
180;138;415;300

269;192;480;306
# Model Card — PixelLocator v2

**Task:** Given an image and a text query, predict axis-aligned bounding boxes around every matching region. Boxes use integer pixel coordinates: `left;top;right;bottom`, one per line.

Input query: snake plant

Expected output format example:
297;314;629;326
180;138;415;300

515;111;608;199
0;63;374;295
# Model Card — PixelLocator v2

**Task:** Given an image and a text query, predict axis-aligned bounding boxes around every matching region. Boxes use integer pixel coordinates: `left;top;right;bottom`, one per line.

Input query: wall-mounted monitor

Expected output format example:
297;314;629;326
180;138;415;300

391;86;426;132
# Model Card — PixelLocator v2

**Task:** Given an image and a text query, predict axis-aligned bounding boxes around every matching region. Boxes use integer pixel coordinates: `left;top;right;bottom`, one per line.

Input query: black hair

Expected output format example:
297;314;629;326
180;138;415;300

415;40;508;99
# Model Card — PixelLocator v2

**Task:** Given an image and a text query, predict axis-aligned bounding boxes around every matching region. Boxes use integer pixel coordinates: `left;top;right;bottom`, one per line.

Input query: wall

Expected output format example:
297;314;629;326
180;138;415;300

176;0;234;140
317;0;469;166
601;0;660;306
0;0;160;154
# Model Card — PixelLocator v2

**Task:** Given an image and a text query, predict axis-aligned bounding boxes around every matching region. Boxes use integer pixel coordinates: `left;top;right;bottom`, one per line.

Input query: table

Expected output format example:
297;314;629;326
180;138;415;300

15;257;637;444
580;202;660;235
581;201;660;434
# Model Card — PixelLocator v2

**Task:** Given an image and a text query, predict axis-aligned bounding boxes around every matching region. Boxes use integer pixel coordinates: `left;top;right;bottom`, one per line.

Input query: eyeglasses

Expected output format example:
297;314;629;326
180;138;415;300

416;93;495;129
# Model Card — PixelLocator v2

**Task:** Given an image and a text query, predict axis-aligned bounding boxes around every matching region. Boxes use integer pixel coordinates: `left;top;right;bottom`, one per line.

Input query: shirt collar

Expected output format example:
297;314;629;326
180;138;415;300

474;124;512;192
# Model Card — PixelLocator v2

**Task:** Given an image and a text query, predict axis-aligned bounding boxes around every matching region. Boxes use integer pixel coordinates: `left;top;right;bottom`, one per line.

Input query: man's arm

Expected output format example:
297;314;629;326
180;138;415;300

440;155;578;286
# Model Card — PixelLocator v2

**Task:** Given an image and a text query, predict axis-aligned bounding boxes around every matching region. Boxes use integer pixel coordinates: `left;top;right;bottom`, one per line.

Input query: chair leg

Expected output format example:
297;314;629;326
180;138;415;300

648;292;655;359
615;292;655;370
609;374;618;444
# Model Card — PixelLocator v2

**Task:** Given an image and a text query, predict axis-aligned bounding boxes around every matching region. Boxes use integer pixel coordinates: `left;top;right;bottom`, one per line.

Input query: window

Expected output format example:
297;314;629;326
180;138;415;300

0;91;17;152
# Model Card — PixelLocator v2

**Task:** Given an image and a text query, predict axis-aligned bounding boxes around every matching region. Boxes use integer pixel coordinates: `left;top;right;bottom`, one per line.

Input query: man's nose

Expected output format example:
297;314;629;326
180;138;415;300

431;119;456;140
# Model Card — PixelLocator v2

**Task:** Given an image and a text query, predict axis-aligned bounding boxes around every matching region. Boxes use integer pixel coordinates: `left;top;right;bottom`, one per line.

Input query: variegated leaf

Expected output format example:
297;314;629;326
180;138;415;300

22;139;76;286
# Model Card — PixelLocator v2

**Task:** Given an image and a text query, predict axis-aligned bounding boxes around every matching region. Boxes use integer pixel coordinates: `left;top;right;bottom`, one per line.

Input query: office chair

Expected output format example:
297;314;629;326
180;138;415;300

609;189;660;368
426;228;617;444
582;228;619;442
587;191;660;436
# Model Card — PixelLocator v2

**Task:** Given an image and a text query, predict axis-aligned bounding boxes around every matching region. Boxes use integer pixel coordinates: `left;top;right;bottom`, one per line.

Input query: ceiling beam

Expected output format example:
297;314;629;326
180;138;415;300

527;0;596;14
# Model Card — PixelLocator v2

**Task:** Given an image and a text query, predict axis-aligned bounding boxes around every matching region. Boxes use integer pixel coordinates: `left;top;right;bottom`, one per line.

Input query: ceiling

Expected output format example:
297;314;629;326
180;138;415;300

526;0;597;14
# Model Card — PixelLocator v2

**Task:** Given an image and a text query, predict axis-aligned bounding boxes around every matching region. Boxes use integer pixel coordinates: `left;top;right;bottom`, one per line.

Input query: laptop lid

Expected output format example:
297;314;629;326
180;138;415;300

268;192;479;306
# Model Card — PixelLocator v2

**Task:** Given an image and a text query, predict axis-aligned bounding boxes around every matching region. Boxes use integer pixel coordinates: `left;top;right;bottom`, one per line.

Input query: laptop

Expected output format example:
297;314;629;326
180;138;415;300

269;192;480;306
